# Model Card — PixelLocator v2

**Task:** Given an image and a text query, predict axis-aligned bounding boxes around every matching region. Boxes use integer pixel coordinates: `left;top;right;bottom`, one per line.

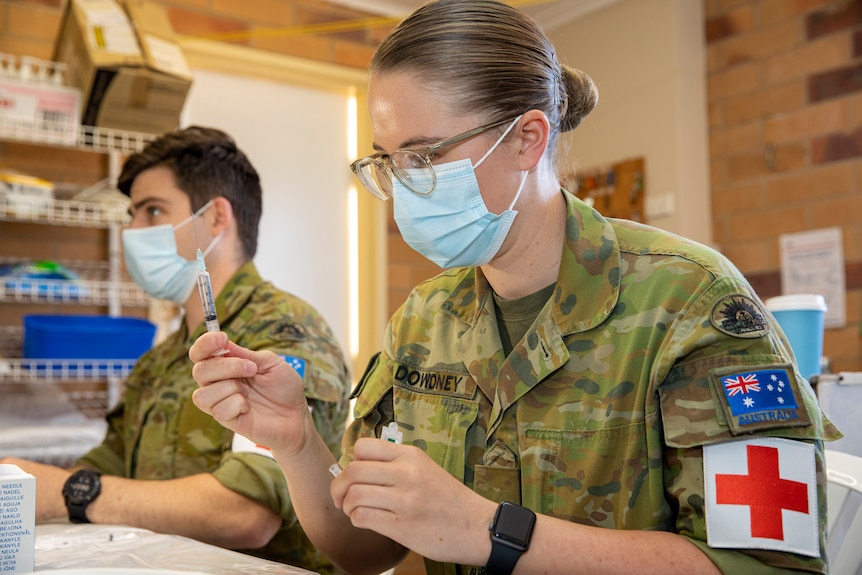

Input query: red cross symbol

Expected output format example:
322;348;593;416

714;444;809;539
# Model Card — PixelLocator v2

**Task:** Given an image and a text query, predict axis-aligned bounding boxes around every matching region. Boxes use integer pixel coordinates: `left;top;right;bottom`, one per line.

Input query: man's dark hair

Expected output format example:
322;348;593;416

118;126;262;260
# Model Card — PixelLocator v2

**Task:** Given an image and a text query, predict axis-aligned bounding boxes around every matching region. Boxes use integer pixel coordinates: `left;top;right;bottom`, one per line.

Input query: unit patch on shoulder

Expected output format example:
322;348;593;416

704;437;819;557
269;321;307;342
710;294;770;338
709;365;811;435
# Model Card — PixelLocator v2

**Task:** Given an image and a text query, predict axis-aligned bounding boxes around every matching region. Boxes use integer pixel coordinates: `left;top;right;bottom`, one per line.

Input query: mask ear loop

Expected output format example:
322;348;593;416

507;171;529;211
472;115;528;213
201;229;226;258
191;209;200;253
196;199;225;258
474;114;524;169
173;199;216;231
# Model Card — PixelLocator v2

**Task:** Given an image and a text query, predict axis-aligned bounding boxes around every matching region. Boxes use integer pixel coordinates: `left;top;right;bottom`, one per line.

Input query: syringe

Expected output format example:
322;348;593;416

196;248;220;332
196;249;229;355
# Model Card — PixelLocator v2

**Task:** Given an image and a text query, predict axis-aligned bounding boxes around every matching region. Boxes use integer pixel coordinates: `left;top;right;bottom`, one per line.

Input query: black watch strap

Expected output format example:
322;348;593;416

485;541;523;575
67;500;90;524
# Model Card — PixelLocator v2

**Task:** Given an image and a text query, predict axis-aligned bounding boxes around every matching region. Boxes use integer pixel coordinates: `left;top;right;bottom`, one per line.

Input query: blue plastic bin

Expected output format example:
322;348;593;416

23;314;156;360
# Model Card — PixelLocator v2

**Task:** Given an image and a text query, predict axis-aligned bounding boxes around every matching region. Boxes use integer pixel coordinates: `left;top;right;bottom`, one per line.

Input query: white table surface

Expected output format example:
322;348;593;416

34;523;319;574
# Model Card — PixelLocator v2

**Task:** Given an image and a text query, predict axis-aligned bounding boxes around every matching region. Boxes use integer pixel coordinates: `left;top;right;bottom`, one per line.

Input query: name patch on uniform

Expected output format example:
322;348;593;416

280;355;306;380
710;294;770;338
704;437;819;557
709;366;811;434
393;364;474;398
231;433;275;459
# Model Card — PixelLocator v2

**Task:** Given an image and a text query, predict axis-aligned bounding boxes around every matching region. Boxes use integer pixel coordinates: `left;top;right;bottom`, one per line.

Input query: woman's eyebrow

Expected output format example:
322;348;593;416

372;135;444;153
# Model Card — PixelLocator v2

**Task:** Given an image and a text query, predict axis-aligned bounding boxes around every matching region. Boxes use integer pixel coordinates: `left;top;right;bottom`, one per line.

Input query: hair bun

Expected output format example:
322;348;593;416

560;65;599;132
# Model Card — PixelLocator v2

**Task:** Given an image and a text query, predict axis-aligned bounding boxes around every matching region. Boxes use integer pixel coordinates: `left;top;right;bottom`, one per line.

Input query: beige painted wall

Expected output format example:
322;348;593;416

550;0;713;246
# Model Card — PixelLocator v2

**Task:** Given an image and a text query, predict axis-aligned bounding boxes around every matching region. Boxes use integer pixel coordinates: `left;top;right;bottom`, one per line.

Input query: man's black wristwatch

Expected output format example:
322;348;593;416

486;501;536;575
62;469;102;523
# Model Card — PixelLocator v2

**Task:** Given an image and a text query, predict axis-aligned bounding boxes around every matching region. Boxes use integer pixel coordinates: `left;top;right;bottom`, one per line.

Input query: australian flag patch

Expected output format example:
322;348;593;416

280;355;307;380
710;366;811;434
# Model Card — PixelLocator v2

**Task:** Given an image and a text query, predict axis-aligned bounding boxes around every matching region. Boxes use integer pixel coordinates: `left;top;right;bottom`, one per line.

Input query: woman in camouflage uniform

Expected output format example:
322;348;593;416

191;1;840;574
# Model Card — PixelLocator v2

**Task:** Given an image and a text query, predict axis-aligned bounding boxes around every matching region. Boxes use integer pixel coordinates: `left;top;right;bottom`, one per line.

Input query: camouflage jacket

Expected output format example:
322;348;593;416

80;262;351;573
344;191;841;575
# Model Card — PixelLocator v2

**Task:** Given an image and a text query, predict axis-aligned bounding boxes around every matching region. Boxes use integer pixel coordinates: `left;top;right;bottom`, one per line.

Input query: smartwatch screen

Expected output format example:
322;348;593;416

496;502;536;545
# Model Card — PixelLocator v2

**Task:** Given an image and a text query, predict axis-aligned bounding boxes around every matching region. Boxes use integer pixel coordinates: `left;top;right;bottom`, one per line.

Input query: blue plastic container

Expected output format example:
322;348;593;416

765;294;827;380
23;314;156;360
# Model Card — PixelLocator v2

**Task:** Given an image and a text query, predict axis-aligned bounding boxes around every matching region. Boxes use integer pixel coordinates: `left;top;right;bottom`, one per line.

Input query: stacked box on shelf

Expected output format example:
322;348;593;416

0;54;81;145
53;0;193;135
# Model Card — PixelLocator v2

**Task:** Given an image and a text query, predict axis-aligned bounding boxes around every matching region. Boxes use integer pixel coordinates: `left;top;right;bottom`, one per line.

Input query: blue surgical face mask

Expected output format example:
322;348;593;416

122;200;222;303
392;116;528;268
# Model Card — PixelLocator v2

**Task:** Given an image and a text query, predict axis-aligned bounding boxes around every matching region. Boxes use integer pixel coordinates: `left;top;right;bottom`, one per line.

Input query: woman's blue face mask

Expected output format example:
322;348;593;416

392;116;528;268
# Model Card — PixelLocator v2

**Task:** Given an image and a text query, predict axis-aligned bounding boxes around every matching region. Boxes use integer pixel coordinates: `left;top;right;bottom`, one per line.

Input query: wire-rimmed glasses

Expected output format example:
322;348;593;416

349;117;518;201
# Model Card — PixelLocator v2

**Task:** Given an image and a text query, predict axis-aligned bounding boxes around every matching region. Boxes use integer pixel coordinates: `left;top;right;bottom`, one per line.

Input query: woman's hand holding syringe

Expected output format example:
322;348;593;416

190;331;314;456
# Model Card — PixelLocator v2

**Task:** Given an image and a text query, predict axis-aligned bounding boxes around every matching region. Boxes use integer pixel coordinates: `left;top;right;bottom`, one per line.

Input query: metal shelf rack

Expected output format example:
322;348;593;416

0;71;156;452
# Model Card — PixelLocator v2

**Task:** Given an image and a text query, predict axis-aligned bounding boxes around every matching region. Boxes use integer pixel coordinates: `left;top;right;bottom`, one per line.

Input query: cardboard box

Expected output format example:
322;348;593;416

0;464;35;574
52;0;192;135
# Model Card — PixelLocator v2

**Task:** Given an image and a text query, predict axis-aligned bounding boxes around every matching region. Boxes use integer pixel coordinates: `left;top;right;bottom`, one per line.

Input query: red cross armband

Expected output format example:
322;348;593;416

703;437;819;558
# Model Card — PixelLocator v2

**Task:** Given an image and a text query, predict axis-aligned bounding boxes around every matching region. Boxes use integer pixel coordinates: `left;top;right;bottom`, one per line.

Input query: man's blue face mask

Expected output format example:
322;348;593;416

122;200;222;303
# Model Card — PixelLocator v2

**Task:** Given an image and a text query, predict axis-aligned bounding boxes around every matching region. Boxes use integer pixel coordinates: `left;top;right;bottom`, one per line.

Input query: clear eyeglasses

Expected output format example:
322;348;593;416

349;116;518;201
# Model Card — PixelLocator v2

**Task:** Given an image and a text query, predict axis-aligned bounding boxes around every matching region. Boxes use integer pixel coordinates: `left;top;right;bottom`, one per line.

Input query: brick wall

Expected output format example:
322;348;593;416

706;0;862;372
0;0;384;66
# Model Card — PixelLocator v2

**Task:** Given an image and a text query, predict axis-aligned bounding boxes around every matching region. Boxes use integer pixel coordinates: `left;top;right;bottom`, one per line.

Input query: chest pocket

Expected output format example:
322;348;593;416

392;385;478;483
518;420;670;530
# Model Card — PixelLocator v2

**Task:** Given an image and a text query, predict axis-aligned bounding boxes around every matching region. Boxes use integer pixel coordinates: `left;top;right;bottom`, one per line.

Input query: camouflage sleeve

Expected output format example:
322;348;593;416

76;399;127;476
211;453;294;515
658;276;840;574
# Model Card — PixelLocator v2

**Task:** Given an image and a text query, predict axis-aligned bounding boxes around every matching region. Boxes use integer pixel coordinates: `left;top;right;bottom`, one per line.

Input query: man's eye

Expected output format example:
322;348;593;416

146;206;162;217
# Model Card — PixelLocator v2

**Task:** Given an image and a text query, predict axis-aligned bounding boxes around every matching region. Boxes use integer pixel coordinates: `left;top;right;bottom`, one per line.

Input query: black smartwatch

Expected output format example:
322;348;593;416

62;469;102;523
486;501;536;575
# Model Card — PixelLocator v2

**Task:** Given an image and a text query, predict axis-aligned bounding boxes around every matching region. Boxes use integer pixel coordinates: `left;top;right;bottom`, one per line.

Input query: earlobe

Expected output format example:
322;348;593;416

517;110;550;172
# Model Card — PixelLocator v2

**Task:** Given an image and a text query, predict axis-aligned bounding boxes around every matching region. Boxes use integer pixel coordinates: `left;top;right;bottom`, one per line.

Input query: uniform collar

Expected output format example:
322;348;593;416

219;261;264;319
441;189;620;335
550;189;620;334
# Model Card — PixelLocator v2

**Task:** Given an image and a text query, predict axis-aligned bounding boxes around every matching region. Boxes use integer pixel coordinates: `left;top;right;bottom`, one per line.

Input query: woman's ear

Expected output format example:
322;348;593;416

516;109;550;172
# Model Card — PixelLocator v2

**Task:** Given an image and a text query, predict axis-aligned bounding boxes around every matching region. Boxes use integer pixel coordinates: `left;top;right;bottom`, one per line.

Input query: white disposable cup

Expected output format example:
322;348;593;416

765;294;827;380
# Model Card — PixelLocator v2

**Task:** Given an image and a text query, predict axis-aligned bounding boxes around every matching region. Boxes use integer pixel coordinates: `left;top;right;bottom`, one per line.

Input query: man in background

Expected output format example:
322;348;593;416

2;126;352;574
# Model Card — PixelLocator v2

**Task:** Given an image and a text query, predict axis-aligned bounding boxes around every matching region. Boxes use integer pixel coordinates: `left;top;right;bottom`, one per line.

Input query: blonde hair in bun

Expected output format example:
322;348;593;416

559;65;599;133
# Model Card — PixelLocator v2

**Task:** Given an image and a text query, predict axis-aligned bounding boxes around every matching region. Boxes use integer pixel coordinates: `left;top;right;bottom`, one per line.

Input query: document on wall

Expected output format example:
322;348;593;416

779;227;846;328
